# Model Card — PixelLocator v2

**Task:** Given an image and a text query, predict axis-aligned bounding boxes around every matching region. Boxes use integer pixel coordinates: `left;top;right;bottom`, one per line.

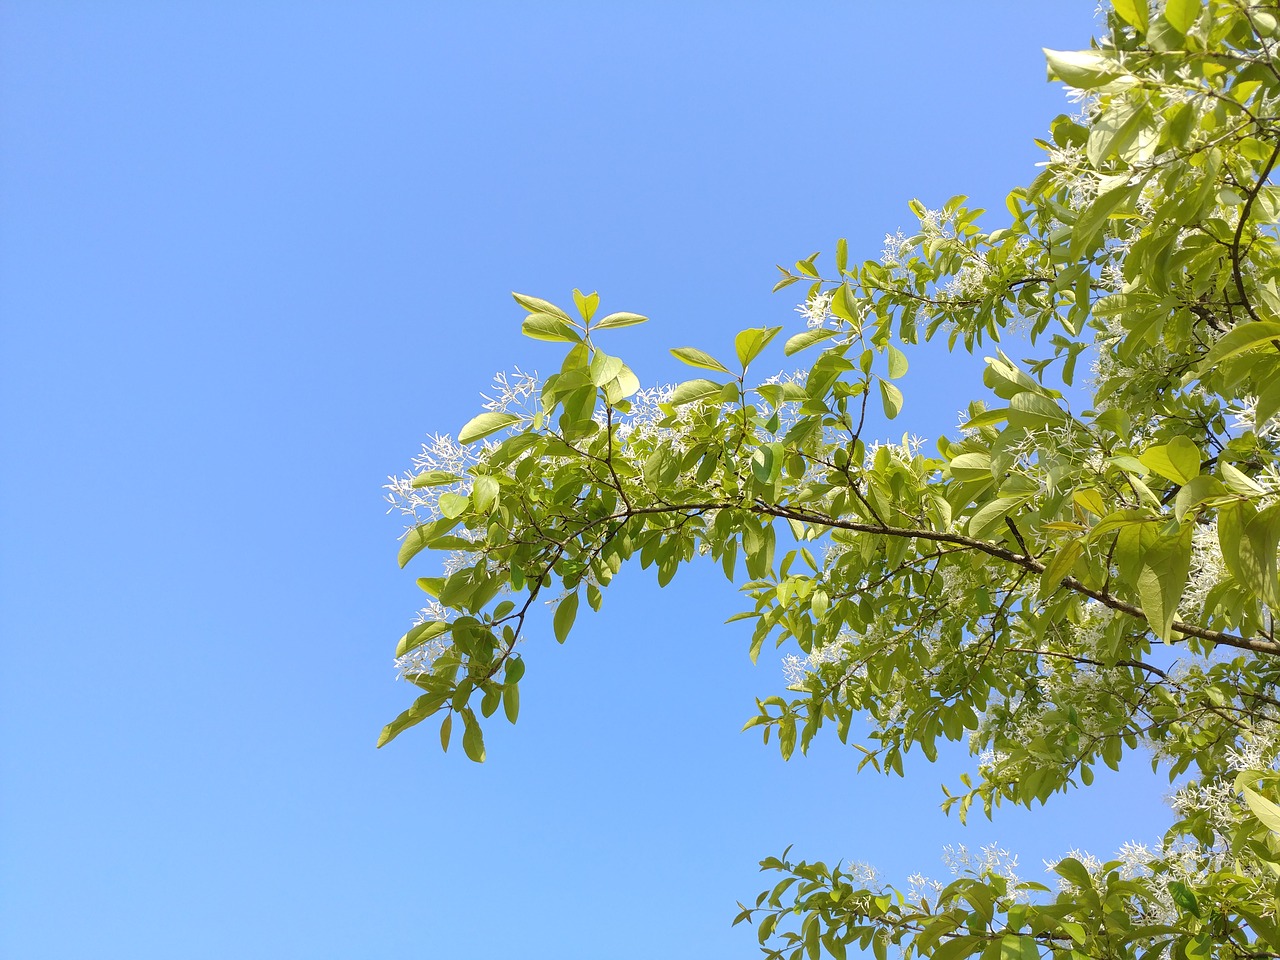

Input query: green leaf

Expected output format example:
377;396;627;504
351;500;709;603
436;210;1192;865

886;344;908;379
458;411;522;444
594;311;648;330
734;326;782;368
472;475;500;514
1086;102;1152;168
572;288;599;322
502;682;520;723
751;444;776;484
604;364;640;403
395;619;449;658
377;694;441;748
461;708;486;762
1237;773;1280;835
968;496;1027;540
1136;523;1193;641
1073;488;1107;517
438;491;469;519
512;292;570;321
1112;0;1148;31
831;284;862;324
554;592;579;643
1039;539;1083;600
522;313;581;343
784;328;839;356
1138;436;1200;485
1197;321;1280;370
588;349;625;387
1173;475;1224;522
1053;857;1094;889
1229;502;1280;607
397;516;462;568
1044;48;1122;89
879;379;904;419
1070;182;1139;258
1163;0;1199;34
670;378;723;405
671;346;731;374
439;713;452;752
949;452;993;481
411;470;461;488
1220;461;1264;496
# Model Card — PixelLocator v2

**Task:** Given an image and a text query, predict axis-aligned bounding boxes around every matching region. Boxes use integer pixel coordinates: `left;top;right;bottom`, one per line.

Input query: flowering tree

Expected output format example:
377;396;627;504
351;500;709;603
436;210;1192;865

384;2;1280;957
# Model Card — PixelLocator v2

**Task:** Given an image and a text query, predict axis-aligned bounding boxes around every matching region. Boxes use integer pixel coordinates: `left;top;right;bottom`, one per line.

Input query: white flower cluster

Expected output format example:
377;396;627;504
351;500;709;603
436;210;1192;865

781;638;854;687
942;255;994;301
1178;520;1227;620
384;432;480;524
864;433;926;467
942;843;1024;893
1229;396;1280;441
480;367;540;415
795;291;835;329
393;600;454;681
1037;143;1099;211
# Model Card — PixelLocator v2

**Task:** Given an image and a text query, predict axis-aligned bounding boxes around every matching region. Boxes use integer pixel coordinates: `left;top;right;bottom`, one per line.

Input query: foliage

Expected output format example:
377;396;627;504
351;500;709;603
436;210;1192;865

383;2;1280;956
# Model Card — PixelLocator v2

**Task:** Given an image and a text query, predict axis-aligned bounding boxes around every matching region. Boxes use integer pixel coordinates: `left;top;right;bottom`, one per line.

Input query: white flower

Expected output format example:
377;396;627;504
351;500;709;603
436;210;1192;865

881;231;913;267
796;291;834;329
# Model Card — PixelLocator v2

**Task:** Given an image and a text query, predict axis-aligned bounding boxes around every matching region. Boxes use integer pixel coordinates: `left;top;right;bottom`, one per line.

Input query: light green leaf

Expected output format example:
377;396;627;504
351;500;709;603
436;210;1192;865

1070;182;1139;258
458;411;522;444
1164;0;1199;34
522;313;581;343
949;452;993;481
588;349;625;387
1198;321;1280;371
670;378;723;405
1138;435;1200;485
603;364;641;403
572;288;599;322
968;496;1027;540
377;694;440;748
1174;475;1224;522
395;620;449;658
438;491;469;519
1039;540;1083;600
461;708;485;762
671;346;731;374
554;592;579;643
1221;461;1265;496
502;683;520;724
512;292;571;321
411;470;461;488
751;444;777;484
1112;0;1148;30
594;311;648;330
1073;488;1107;517
472;476;500;514
734;326;782;368
879;379;904;419
886;344;908;379
784;328;839;356
1136;523;1193;641
397;517;462;568
1044;48;1122;89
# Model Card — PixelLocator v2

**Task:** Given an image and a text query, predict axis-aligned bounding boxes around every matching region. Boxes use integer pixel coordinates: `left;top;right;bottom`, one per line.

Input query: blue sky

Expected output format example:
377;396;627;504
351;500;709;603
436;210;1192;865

1;4;1171;958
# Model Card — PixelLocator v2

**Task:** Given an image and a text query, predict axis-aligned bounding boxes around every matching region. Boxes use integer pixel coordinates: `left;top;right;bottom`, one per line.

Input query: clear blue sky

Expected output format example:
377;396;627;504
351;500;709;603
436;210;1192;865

2;4;1169;958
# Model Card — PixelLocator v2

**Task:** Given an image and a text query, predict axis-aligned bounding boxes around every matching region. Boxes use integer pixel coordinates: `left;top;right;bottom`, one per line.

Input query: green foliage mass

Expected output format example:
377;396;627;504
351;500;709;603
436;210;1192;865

384;2;1280;956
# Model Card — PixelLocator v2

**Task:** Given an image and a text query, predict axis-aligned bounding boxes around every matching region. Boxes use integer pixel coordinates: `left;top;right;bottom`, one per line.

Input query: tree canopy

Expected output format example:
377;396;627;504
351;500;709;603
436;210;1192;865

383;2;1280;957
